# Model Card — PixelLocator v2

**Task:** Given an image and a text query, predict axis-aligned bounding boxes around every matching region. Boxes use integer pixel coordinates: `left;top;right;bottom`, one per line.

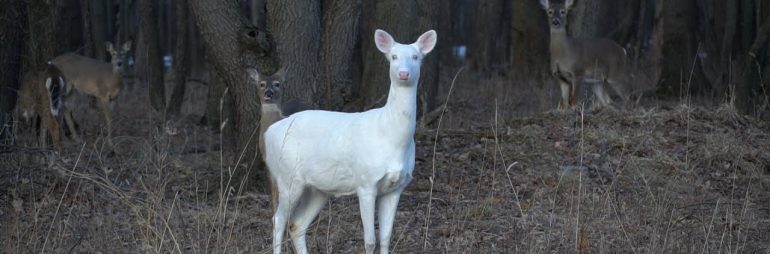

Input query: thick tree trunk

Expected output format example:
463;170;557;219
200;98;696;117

250;0;266;28
266;0;321;106
468;0;510;74
660;0;699;94
167;0;190;117
190;0;281;191
510;0;549;80
736;17;770;114
79;0;94;57
319;0;361;110
140;0;167;113
25;0;60;70
90;0;108;60
0;1;25;143
569;0;605;37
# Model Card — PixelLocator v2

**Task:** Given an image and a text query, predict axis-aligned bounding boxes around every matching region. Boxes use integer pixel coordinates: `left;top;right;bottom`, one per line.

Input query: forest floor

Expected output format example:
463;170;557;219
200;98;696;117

1;73;770;253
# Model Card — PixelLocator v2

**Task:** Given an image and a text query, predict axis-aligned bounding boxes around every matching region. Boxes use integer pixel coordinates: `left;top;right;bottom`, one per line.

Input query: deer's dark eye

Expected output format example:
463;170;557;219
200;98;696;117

273;81;280;88
259;81;266;88
412;55;418;60
559;9;566;15
392;55;398;60
547;9;554;15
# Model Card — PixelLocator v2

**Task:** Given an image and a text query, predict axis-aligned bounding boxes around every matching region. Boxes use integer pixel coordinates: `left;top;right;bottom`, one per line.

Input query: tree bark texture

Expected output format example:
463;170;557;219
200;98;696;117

510;0;549;80
167;0;190;117
319;0;361;110
736;16;770;114
89;0;108;60
140;0;167;113
25;0;60;71
0;1;26;142
468;0;510;74
191;0;281;191
79;0;94;57
266;0;321;107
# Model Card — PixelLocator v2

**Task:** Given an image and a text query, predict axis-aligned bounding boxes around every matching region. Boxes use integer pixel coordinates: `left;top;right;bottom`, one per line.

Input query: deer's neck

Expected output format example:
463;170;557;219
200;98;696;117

381;80;418;146
549;29;571;58
260;103;283;129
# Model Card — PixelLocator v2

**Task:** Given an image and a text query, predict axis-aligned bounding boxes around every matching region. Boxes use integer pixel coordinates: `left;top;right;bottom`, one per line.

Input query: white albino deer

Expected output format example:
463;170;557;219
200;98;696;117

49;41;131;150
541;0;628;109
263;29;436;254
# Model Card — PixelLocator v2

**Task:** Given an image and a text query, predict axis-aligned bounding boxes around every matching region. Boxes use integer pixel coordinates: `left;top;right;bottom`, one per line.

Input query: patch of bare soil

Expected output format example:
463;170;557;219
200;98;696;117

2;80;769;252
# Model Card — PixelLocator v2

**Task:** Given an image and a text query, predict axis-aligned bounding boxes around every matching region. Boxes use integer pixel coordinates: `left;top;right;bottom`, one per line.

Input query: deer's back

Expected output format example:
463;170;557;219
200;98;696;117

51;53;119;97
264;108;413;195
558;37;626;78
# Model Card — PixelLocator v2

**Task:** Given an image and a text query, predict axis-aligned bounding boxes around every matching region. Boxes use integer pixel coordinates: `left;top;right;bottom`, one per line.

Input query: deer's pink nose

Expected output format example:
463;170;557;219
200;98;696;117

398;71;410;80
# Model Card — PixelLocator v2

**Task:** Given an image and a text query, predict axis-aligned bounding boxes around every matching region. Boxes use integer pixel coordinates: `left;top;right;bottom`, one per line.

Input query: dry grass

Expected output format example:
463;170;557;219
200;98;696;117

1;74;769;253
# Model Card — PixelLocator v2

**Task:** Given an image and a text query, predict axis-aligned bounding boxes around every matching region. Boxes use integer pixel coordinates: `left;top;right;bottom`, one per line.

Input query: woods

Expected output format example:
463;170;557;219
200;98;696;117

1;1;770;252
0;0;768;196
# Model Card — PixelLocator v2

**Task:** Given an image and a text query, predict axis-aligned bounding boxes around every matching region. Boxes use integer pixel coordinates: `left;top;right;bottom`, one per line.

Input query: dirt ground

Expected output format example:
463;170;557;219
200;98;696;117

2;72;770;253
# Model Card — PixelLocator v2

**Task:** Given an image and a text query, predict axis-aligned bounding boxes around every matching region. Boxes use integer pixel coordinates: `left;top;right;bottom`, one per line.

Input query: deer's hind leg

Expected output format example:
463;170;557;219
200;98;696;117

40;110;62;154
62;109;80;142
288;188;328;254
97;97;116;152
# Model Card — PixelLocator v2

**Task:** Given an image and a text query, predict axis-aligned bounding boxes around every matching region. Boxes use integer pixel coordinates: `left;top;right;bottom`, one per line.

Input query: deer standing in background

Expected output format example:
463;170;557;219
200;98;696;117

540;0;628;109
17;64;69;153
263;29;436;254
49;41;131;151
248;67;288;213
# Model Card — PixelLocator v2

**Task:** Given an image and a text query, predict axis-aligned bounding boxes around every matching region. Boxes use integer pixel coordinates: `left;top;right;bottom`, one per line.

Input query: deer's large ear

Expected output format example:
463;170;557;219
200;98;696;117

105;42;115;53
122;41;132;51
565;0;574;8
539;0;549;9
374;29;394;54
414;30;437;55
246;68;260;82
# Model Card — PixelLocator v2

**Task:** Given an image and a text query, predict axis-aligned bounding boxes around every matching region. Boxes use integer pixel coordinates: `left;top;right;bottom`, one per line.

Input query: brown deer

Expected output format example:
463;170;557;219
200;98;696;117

49;41;131;150
540;0;628;109
17;64;69;153
247;67;289;212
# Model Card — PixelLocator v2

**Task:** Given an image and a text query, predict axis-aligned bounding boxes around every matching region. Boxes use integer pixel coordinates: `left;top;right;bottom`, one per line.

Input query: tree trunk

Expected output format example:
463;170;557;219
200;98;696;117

79;0;94;57
167;0;189;117
266;0;321;106
736;16;770;114
510;0;549;80
319;0;361;110
468;0;510;74
140;0;167;113
190;0;281;191
250;0;266;28
25;0;60;70
660;0;699;95
569;0;605;37
90;0;108;60
0;1;26;143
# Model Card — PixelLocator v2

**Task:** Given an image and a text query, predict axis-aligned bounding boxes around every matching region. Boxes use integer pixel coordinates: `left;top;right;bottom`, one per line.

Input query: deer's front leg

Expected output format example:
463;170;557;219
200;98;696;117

569;75;583;107
556;75;571;110
377;188;405;254
357;188;377;254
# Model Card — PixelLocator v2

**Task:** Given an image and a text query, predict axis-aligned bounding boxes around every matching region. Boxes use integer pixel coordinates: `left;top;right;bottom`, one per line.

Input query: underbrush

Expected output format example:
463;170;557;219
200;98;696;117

1;74;769;252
